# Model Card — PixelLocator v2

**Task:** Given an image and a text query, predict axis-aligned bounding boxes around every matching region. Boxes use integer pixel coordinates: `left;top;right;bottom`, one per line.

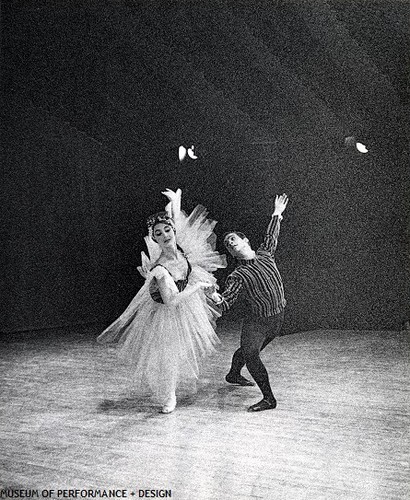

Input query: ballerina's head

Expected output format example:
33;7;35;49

147;212;177;249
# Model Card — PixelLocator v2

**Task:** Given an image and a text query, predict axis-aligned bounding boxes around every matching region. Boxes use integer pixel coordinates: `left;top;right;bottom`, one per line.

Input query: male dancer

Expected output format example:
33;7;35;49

211;193;288;412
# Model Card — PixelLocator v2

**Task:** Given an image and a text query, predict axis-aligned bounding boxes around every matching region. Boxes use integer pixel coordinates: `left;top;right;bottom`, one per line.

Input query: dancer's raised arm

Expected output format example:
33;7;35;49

258;193;288;255
162;188;182;220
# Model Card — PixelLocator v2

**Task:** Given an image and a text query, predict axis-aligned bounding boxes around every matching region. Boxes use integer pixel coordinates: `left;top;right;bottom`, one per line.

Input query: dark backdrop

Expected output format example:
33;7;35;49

2;0;409;335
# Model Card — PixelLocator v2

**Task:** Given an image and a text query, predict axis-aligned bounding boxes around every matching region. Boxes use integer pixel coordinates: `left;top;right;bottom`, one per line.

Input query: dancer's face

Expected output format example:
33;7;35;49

224;233;251;258
153;223;176;249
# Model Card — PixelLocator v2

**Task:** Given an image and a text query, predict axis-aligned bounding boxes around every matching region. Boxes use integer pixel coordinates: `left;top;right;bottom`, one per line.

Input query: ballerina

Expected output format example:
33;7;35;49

97;189;226;413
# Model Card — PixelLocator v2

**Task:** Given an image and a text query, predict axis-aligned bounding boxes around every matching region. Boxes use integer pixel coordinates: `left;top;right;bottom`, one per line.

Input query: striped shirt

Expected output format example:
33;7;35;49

219;215;286;317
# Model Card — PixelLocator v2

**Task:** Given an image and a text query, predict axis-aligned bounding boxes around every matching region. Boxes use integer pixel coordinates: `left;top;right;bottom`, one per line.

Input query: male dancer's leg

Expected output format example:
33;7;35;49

227;312;284;383
260;311;284;350
226;318;254;385
241;319;275;402
243;313;284;410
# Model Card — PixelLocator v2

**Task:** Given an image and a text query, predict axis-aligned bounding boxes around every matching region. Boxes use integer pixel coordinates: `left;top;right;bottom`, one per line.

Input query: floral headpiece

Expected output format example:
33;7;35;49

146;211;176;232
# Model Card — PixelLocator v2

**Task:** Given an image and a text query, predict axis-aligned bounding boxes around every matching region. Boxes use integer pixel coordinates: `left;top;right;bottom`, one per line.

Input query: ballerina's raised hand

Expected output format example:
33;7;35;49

162;188;182;220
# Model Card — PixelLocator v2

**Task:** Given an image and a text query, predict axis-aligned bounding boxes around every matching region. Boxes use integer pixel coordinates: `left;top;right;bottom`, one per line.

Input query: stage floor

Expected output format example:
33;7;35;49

1;324;409;500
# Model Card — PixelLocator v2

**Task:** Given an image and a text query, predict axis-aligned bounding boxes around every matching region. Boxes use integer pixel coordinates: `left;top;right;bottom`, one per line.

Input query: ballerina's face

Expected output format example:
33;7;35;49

153;222;176;248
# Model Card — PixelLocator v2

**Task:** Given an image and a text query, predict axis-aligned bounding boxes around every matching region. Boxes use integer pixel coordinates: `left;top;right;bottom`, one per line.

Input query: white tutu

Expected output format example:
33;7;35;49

97;190;226;403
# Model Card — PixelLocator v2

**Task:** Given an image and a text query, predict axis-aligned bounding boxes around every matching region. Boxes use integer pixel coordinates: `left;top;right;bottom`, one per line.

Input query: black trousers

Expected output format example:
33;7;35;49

228;310;284;400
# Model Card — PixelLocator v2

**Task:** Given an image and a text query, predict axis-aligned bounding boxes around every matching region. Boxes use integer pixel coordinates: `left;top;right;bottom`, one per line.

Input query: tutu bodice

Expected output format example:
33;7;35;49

149;259;192;304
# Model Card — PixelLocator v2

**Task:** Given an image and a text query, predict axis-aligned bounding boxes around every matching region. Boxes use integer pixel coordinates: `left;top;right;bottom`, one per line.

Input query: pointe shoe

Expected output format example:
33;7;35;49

247;397;277;412
225;373;255;386
161;394;176;414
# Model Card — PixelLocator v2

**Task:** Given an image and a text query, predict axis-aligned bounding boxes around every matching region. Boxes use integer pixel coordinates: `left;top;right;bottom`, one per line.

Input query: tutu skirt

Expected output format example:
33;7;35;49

98;280;220;403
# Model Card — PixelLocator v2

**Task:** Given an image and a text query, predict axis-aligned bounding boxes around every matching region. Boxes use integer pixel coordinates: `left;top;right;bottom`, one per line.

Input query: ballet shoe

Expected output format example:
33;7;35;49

225;373;255;386
161;394;177;414
247;397;277;412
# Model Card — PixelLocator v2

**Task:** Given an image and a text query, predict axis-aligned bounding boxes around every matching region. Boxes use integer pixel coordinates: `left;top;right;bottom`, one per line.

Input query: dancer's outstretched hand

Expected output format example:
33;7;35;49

197;281;214;290
162;188;182;218
202;284;217;297
273;193;289;216
162;188;180;202
210;291;223;304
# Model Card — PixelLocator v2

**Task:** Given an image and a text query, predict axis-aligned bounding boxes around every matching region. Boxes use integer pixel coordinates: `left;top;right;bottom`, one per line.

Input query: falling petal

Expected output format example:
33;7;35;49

188;146;198;159
178;146;187;161
356;142;368;153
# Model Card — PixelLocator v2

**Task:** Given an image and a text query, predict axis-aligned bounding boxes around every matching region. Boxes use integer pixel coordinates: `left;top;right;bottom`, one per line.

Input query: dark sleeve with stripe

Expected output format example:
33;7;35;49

258;215;281;255
219;275;243;312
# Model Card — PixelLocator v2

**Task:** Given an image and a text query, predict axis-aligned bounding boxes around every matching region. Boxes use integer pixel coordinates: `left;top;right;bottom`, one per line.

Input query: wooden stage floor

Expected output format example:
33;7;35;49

1;323;409;500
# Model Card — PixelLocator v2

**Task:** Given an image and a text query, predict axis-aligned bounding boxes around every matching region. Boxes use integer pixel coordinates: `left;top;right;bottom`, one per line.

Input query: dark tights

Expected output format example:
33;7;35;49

228;311;284;401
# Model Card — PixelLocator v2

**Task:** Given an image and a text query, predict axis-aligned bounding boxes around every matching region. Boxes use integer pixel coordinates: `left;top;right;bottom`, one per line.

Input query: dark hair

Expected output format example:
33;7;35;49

147;211;175;231
223;231;247;247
